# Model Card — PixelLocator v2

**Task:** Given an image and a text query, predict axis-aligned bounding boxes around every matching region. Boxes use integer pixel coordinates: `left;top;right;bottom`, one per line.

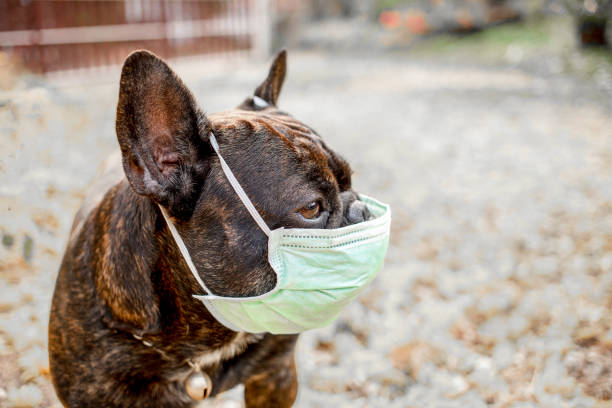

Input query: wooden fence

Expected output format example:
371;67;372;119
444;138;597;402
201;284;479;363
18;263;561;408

0;0;270;74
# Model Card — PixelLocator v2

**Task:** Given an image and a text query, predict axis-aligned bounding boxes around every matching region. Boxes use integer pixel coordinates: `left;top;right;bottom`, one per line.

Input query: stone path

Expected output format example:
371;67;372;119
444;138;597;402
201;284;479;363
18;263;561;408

1;50;611;407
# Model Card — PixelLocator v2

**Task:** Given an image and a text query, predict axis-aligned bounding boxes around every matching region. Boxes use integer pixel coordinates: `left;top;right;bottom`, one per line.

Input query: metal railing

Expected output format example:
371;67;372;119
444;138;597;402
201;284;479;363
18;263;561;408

0;0;270;74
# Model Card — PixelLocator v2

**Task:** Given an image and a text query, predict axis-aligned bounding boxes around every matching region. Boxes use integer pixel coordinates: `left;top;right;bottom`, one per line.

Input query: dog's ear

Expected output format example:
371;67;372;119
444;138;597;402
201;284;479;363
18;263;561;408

116;50;212;218
253;49;287;106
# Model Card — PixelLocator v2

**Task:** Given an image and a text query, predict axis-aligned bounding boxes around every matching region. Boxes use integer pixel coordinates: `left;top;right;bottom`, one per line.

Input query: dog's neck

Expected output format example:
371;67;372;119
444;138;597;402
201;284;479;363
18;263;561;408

97;181;237;348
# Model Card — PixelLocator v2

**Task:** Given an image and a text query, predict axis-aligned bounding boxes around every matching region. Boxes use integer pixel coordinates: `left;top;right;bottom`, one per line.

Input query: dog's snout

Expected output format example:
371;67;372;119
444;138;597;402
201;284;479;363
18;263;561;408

347;200;369;224
340;191;371;226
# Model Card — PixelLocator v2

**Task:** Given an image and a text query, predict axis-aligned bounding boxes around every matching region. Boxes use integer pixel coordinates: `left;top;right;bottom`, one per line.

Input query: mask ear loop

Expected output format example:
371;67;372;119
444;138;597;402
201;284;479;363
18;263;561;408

158;205;213;295
158;132;273;296
208;132;272;237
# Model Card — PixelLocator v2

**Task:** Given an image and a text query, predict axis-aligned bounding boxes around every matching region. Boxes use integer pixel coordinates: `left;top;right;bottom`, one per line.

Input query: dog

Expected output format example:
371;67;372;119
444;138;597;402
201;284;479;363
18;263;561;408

49;49;369;407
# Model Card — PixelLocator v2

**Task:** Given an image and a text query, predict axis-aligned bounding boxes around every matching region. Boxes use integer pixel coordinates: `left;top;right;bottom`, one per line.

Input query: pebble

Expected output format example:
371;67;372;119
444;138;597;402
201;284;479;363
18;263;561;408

492;342;516;369
18;346;49;381
7;384;43;408
0;285;21;312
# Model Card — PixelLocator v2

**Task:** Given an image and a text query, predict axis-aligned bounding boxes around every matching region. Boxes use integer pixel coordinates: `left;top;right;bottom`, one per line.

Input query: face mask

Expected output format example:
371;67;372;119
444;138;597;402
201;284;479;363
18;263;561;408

159;132;391;334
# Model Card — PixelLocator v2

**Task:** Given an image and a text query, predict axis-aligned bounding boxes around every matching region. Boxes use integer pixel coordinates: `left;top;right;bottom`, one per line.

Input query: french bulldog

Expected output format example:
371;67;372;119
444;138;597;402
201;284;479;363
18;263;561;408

49;49;368;407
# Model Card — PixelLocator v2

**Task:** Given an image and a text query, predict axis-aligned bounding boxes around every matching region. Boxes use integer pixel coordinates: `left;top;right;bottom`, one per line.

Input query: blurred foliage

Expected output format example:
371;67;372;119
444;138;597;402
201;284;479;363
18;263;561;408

374;0;420;15
409;15;612;79
417;18;554;53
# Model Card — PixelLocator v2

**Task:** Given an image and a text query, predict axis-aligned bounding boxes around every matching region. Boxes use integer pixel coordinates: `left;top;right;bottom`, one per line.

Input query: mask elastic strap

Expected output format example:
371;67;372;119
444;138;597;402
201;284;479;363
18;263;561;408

158;205;213;295
157;131;272;296
209;132;272;237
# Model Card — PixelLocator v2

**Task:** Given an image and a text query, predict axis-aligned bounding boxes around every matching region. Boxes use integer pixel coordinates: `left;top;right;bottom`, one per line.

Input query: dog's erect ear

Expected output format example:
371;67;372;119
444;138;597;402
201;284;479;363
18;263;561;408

254;49;287;106
116;50;212;218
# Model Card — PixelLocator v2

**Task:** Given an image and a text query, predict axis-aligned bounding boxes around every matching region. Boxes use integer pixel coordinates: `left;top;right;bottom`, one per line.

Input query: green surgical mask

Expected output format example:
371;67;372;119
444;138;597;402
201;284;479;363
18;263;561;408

159;133;391;334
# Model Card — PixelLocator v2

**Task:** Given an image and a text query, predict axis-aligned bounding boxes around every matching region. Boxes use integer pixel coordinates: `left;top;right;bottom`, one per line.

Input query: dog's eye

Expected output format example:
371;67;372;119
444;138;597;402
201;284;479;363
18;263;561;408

299;201;321;219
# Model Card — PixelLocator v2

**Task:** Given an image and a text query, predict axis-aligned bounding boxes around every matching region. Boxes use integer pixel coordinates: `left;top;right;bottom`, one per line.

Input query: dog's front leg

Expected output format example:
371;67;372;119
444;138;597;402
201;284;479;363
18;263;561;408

244;355;298;408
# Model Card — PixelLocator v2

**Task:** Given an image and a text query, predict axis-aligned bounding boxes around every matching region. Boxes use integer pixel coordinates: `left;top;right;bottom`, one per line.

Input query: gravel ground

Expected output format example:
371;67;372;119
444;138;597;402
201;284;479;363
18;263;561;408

1;50;611;408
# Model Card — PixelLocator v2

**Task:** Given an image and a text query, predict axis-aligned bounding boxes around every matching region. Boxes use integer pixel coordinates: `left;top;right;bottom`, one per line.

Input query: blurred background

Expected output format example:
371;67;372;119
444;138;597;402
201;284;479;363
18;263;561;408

1;0;612;407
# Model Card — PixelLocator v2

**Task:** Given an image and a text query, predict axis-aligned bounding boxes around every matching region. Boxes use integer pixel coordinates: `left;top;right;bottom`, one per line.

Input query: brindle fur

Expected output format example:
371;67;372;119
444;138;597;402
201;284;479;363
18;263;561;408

49;50;364;407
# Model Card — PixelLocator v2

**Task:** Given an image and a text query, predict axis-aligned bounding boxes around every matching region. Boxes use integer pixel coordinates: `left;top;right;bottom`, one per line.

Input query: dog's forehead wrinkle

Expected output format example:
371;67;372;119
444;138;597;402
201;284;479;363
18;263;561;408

210;109;316;139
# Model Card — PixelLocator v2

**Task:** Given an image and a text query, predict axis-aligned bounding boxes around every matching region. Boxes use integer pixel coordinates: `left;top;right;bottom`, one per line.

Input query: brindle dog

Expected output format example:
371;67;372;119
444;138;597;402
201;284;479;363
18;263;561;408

49;50;367;407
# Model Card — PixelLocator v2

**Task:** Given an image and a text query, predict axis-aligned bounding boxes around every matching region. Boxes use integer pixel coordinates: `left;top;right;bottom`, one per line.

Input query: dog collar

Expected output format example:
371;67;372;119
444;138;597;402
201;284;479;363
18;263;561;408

131;333;212;400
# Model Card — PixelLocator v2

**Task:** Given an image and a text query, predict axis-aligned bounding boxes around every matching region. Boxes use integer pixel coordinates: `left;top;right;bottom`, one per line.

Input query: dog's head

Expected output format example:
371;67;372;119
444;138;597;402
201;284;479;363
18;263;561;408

112;50;368;331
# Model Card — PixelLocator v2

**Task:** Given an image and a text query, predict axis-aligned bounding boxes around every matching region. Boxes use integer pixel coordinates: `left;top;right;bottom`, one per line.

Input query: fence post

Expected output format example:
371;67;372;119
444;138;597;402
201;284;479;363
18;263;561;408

33;0;45;74
252;0;271;59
